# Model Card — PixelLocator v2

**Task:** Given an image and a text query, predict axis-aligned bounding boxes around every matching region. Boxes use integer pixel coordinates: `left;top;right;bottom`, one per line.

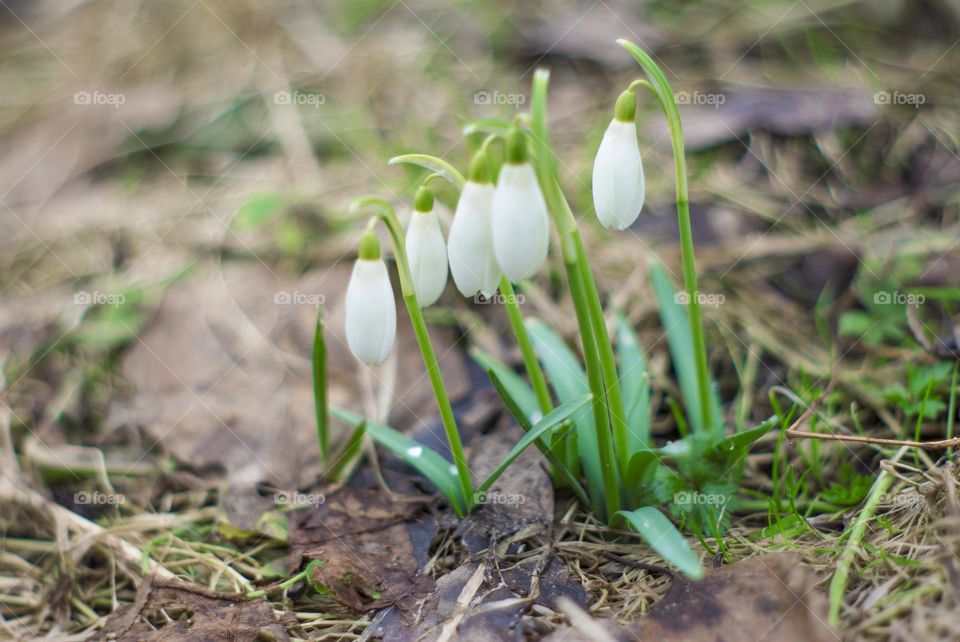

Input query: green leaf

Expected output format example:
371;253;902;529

615;313;651;452
463;118;515;138
526;319;603;510
649;263;722;438
388;154;465;190
470;347;539;424
331;406;468;515
324;418;366;483
615;506;703;579
708;415;778;465
312;312;328;462
477;394;592;494
485;366;591;506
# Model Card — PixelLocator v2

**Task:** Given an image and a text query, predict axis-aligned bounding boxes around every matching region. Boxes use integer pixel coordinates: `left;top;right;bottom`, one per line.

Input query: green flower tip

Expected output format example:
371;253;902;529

505;127;528;164
358;230;380;260
614;90;636;122
468;150;492;184
414;185;434;212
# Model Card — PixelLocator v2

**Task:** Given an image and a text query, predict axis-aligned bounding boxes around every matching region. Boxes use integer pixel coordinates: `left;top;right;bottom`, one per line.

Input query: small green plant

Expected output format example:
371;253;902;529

317;40;777;579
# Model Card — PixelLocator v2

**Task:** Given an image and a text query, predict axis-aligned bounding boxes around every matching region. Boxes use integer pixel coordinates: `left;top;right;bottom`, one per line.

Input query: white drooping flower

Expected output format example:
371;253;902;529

492;129;550;282
592;90;645;230
447;151;501;297
405;187;448;307
345;231;396;366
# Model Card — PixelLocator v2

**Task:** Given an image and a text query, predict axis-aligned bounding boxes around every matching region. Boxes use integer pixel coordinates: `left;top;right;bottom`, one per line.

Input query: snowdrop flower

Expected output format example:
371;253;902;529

447;150;501;297
492;128;550;281
592;90;645;230
405;186;448;307
345;231;396;365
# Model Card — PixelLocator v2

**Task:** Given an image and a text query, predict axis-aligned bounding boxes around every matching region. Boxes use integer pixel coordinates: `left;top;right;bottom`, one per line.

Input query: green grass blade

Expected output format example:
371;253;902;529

477;394;592;494
614;313;651;452
526;319;604;509
388;154;465;190
649;263;722;438
470;347;540;423
312;311;329;462
615;506;704;579
331;406;468;515
325;419;366;482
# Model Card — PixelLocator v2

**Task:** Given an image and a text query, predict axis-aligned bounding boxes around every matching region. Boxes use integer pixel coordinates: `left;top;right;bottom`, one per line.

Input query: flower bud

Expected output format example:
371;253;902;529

405;186;448;307
346;231;396;365
447;150;501;297
592;90;645;230
492;129;550;281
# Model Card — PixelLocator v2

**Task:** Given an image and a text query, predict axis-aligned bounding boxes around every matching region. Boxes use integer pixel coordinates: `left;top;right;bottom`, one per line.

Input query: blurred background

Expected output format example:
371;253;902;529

1;0;959;638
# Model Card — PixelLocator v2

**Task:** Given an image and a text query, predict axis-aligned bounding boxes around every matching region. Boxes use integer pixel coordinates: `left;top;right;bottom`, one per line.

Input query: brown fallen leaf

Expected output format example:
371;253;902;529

288;484;438;612
545;553;834;642
88;575;293;642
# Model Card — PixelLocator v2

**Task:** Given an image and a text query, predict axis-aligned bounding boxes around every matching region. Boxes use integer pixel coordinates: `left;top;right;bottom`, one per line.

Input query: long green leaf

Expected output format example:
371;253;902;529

526;319;603;510
462;118;514;138
649;263;722;439
477;395;591;494
331;406;468;515
485;367;590;506
388;154;465;190
470;347;540;423
325;419;366;482
614;313;651;453
312;312;328;462
615;506;704;579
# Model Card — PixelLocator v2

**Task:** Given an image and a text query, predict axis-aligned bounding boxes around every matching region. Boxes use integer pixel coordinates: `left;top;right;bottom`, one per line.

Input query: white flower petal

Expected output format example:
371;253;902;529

592;119;644;230
491;163;550;281
448;181;501;297
406;210;448;307
345;258;396;365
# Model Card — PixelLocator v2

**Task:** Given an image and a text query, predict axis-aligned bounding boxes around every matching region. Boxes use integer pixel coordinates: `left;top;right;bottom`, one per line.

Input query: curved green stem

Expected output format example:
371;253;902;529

618;39;715;437
350;196;474;508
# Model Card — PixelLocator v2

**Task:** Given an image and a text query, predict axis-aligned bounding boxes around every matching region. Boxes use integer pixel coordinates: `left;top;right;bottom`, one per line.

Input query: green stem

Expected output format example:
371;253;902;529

619;39;714;437
529;70;622;516
351;196;474;509
499;277;552;416
245;567;309;599
828;446;908;625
